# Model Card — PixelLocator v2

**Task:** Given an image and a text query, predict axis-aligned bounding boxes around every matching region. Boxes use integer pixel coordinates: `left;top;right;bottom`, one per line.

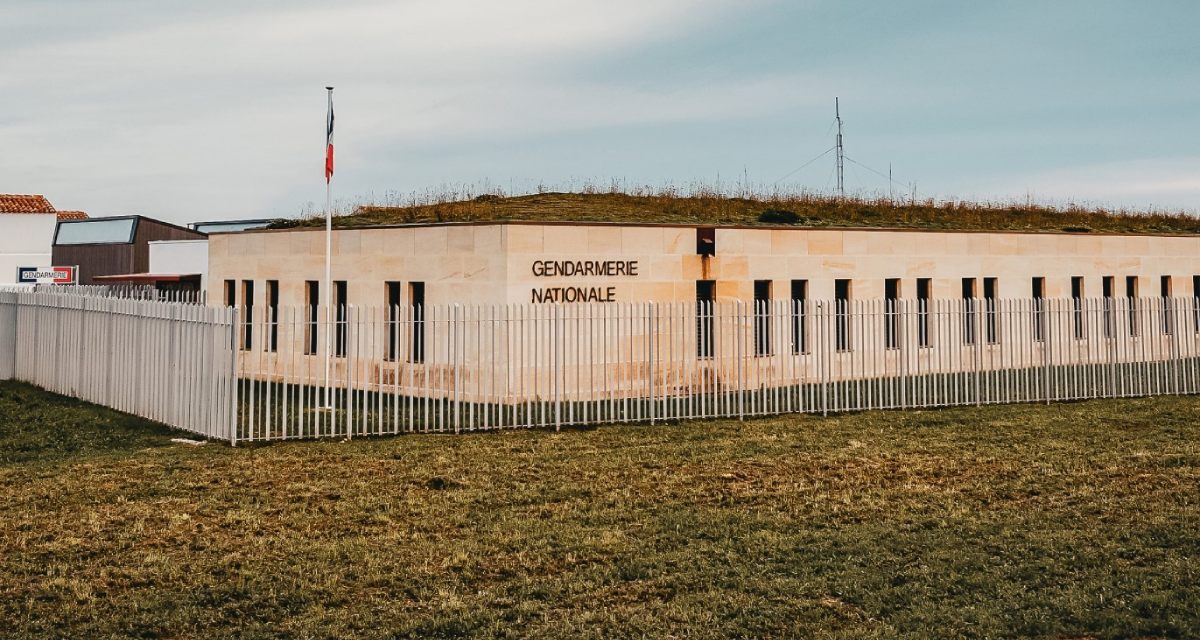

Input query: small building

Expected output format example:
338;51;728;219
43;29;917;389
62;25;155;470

0;194;60;285
52;215;206;285
94;238;212;298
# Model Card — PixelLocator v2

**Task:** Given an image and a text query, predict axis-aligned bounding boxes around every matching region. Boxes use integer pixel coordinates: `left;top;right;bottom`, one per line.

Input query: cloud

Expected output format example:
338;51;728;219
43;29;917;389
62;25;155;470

0;0;773;221
984;158;1200;212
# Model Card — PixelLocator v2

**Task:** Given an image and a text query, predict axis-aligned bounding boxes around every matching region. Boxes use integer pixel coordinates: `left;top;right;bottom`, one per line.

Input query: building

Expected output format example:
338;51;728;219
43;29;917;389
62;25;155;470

53;215;206;285
0;194;61;285
205;220;1200;407
207;221;1200;309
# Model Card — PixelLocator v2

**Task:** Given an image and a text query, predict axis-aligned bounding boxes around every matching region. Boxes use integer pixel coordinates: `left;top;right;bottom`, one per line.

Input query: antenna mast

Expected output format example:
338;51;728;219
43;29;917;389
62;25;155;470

835;97;845;198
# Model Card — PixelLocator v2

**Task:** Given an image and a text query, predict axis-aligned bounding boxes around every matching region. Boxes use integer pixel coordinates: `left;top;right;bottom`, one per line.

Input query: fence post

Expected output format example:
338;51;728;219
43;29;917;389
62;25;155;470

1043;299;1051;405
648;302;656;425
0;293;16;381
736;300;745;421
228;305;240;446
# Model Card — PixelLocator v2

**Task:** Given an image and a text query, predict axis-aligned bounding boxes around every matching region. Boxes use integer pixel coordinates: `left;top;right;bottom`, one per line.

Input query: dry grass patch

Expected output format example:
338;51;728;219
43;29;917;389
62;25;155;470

0;382;1198;638
280;190;1200;236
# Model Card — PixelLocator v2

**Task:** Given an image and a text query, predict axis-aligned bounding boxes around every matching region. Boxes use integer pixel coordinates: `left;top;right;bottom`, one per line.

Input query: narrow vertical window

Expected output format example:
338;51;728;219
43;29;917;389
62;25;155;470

410;281;426;363
962;277;978;345
753;280;772;356
835;279;851;352
334;280;348;357
305;281;319;355
917;278;932;347
266;280;279;352
241;280;254;351
884;278;900;350
696;280;715;359
1126;276;1139;337
1031;277;1045;342
386;281;402;361
224;279;236;307
1102;276;1115;338
1161;275;1173;335
983;277;998;344
790;279;808;354
1193;275;1200;334
1071;276;1084;340
696;227;716;256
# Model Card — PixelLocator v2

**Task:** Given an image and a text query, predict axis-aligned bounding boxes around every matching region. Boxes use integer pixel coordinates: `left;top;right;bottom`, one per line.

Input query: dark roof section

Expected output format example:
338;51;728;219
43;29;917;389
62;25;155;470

0;194;55;214
54;215;206;246
189;218;274;233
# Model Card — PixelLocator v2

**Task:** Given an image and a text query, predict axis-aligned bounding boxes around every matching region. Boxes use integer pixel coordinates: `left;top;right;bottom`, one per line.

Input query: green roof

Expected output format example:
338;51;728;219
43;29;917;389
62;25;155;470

274;192;1200;236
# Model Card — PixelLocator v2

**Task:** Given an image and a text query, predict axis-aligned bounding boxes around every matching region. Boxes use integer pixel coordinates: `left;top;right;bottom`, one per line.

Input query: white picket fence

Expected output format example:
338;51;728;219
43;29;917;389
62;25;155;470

2;289;1200;443
0;289;238;441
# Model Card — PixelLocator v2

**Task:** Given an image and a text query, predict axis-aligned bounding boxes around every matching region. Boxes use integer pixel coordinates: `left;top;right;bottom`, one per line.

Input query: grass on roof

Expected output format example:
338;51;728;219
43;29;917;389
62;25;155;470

276;188;1200;235
2;380;1199;638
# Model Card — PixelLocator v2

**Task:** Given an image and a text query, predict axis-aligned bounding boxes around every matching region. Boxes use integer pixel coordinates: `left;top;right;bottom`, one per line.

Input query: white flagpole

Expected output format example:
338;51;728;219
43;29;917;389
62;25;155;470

324;86;334;409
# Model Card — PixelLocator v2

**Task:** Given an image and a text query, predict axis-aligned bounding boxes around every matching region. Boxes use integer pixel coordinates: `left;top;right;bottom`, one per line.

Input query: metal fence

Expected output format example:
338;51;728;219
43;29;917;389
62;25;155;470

2;290;1199;443
0;289;237;441
231;296;1200;442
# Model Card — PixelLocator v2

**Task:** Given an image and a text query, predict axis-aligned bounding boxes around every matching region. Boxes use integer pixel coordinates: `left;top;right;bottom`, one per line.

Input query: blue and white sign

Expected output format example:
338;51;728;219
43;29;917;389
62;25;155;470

17;266;77;285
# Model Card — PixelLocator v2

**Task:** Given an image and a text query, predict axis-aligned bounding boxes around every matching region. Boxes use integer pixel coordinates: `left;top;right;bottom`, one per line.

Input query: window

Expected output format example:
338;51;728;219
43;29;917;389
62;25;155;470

790;279;808;354
224;280;236;307
1126;276;1139;337
386;281;402;361
884;278;900;350
1102;276;1115;338
917;278;932;348
241;280;254;351
696;280;715;359
696;227;716;256
753;280;772;356
1031;277;1045;342
54;217;137;245
835;279;851;352
334;281;348;358
266;280;279;352
962;277;978;345
1194;275;1200;334
1071;276;1084;340
305;281;319;355
983;277;998;344
410;282;426;363
1161;275;1173;335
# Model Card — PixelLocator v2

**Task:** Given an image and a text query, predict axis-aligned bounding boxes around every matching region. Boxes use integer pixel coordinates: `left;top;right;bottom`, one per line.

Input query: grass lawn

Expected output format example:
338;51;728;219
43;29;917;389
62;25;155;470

0;381;1197;639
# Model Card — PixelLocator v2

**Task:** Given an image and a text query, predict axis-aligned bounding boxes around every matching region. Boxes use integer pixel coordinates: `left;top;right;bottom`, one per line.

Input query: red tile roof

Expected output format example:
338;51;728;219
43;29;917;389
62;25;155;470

56;210;89;221
0;194;56;214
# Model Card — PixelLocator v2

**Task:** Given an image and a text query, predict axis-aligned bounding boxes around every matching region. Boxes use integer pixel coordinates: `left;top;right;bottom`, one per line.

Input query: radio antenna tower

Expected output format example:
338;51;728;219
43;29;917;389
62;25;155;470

835;97;845;198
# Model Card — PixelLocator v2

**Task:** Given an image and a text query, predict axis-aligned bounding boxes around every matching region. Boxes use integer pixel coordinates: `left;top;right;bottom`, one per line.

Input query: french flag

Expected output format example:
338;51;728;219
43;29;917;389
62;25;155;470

325;87;335;184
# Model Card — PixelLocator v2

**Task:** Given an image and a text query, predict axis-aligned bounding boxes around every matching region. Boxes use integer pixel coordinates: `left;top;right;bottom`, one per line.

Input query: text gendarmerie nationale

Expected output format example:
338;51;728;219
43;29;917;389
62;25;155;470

530;260;640;303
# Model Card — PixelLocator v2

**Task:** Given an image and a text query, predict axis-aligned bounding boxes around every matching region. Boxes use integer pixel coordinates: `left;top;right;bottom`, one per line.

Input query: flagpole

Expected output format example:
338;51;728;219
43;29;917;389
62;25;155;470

323;86;334;409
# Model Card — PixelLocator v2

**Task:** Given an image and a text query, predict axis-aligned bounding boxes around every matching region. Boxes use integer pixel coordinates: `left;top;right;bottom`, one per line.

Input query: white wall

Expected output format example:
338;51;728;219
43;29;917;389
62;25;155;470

0;214;57;285
149;239;209;290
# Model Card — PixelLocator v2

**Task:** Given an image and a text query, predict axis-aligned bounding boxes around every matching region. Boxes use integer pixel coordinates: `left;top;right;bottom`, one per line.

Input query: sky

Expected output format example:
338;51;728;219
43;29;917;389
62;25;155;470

2;0;1198;224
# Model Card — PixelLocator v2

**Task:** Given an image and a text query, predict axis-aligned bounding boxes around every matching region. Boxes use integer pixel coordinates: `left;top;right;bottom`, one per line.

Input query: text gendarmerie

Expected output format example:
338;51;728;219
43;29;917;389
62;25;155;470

530;260;639;278
529;260;639;303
